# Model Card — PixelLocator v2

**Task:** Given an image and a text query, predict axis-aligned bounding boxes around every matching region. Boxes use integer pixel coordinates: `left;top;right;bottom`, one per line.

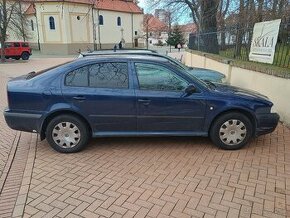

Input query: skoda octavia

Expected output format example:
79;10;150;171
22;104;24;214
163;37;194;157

4;55;279;153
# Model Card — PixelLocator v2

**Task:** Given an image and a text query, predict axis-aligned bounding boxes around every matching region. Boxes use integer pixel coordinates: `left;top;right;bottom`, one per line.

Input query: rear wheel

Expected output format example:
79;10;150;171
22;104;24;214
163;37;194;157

46;115;90;153
210;112;253;150
21;52;30;60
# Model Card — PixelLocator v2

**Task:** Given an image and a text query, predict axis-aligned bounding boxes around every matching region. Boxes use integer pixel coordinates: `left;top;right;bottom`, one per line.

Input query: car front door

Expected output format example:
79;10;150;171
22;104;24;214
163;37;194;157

62;61;136;134
134;62;206;133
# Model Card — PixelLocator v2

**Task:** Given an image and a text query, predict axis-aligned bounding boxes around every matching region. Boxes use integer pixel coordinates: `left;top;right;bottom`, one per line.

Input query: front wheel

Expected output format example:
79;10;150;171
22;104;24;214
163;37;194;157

21;52;30;60
210;112;253;150
46;115;90;153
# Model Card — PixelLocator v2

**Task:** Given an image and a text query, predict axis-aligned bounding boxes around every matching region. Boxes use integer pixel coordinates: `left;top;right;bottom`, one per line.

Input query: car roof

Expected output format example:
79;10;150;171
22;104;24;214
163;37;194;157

80;49;157;57
72;54;169;65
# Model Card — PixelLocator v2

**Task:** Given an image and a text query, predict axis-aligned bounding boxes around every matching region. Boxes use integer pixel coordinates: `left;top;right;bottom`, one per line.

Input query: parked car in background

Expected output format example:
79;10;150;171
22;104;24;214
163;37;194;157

0;41;32;60
4;55;279;153
78;50;226;83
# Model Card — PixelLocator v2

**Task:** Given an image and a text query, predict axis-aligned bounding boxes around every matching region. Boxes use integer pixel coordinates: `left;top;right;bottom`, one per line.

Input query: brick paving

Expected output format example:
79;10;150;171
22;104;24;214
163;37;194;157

0;73;18;180
21;126;290;218
0;58;290;218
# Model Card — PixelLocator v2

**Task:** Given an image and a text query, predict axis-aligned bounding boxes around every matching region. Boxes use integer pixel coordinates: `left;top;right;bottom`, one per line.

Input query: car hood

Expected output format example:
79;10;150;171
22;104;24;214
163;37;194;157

188;68;225;81
213;83;270;102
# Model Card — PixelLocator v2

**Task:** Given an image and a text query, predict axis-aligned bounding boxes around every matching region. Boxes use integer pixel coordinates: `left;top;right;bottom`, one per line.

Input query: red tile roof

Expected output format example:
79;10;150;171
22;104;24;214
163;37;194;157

144;14;168;32
23;0;143;14
24;4;36;15
96;0;143;14
178;23;197;33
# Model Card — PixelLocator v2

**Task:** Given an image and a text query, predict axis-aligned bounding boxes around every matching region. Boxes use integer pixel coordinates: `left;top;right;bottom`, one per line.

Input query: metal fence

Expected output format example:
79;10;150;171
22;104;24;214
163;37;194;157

188;22;290;69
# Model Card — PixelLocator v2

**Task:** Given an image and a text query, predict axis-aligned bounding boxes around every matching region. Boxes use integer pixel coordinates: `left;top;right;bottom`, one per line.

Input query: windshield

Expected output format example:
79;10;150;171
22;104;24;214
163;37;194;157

169;61;213;89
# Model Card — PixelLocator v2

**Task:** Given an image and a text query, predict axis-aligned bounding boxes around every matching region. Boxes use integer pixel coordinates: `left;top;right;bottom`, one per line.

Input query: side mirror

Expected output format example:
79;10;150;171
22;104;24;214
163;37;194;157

185;84;196;95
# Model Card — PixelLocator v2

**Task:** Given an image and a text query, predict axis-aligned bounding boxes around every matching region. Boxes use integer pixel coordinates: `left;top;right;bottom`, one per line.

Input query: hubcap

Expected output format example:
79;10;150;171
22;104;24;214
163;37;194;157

219;119;247;146
52;122;81;148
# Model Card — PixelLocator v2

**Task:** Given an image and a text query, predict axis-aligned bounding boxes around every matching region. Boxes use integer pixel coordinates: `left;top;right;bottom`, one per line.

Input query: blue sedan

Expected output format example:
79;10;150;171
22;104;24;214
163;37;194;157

4;55;279;153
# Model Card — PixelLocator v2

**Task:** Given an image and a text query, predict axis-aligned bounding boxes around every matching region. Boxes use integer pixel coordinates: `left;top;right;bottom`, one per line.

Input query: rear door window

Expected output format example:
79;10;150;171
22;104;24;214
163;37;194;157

14;42;20;47
89;62;128;89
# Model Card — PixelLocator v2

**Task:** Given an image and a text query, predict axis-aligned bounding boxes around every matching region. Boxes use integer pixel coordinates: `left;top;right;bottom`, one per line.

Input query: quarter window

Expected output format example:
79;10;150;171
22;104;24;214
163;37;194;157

49;16;55;30
65;62;128;89
135;63;188;91
65;66;89;87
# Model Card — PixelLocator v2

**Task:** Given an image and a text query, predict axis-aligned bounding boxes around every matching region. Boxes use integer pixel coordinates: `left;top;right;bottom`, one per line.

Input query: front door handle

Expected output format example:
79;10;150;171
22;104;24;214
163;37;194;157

138;99;151;105
73;96;86;101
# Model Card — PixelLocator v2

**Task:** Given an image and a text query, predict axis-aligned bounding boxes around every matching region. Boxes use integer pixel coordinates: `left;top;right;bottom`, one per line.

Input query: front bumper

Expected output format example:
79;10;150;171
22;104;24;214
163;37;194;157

4;109;41;133
256;113;279;136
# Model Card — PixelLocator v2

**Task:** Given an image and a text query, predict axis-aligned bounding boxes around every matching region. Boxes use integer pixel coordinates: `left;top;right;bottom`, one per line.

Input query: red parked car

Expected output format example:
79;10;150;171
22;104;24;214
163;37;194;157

0;41;32;60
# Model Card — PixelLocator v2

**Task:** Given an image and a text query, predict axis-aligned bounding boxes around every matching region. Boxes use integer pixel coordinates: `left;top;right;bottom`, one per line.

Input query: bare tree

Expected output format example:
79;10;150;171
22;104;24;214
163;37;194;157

0;0;30;61
149;0;220;54
217;0;230;50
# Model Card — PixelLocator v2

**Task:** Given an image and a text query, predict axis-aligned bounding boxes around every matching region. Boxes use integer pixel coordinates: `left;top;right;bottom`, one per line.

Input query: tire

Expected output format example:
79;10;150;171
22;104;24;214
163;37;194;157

46;115;90;153
21;52;30;60
210;112;253;150
14;56;20;60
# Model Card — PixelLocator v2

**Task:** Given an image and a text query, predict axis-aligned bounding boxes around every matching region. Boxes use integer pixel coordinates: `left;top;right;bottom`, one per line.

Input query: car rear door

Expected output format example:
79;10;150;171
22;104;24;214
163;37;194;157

133;62;206;133
61;61;136;133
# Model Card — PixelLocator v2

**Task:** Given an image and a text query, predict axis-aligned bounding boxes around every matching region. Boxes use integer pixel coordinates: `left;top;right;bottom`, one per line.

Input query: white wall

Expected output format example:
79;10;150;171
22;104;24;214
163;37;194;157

185;51;290;125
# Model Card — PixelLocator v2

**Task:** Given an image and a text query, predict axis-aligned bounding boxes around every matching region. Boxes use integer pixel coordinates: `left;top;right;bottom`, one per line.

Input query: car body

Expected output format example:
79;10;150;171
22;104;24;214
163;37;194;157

78;50;226;83
4;55;279;153
0;41;32;60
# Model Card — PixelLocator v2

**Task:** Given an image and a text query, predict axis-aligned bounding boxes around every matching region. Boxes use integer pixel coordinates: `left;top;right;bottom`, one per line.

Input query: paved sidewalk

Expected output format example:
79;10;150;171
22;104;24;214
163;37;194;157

0;57;289;218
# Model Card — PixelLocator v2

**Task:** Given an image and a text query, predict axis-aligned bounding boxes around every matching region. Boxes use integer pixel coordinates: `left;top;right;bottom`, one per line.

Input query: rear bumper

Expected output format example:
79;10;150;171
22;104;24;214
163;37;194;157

4;109;41;133
256;113;279;136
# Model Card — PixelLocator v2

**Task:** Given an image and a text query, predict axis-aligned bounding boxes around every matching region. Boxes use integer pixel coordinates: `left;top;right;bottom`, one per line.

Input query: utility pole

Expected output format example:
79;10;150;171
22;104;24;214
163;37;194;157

146;16;149;49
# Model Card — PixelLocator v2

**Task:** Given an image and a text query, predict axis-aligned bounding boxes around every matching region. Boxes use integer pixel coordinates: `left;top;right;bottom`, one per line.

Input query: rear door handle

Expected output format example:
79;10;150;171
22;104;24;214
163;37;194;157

138;99;151;105
73;96;86;101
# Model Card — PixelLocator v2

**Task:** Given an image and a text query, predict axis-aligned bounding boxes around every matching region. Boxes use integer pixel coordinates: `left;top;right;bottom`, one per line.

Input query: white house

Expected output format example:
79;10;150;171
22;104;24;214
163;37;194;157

7;0;144;54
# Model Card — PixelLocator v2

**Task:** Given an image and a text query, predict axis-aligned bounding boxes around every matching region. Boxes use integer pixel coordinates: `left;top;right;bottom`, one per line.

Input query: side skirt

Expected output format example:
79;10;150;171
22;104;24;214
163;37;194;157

92;131;208;138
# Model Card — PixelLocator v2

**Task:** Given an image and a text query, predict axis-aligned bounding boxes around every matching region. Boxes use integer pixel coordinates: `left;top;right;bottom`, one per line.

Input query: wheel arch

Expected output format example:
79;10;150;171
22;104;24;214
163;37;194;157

40;110;92;140
209;108;257;137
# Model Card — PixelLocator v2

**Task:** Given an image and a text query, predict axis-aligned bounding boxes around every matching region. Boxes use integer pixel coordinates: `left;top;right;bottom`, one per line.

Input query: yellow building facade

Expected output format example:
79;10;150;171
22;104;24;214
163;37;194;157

8;0;144;54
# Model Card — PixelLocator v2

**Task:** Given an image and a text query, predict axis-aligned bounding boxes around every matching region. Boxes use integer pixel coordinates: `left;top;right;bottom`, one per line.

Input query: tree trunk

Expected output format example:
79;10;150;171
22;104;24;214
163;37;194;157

235;0;245;57
200;0;219;54
220;18;226;50
0;0;8;62
257;0;264;22
1;38;5;62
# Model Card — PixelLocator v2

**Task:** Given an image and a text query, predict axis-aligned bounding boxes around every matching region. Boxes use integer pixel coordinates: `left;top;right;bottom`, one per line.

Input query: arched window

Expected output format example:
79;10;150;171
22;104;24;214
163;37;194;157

117;17;121;26
31;20;34;31
49;16;55;30
99;15;103;25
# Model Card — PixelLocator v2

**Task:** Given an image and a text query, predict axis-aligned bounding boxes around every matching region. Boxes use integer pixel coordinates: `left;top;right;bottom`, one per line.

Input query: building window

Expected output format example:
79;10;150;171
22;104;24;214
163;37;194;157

117;17;121;26
49;16;55;30
77;15;80;20
135;31;137;36
31;20;34;31
99;15;104;25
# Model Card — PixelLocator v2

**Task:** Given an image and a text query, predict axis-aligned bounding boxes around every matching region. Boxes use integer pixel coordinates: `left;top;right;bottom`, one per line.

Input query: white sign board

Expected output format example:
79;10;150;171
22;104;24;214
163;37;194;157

249;19;281;64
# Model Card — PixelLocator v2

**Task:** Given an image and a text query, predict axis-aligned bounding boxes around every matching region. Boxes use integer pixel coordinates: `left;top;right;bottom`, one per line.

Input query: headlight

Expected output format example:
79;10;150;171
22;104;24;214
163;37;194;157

271;106;278;113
